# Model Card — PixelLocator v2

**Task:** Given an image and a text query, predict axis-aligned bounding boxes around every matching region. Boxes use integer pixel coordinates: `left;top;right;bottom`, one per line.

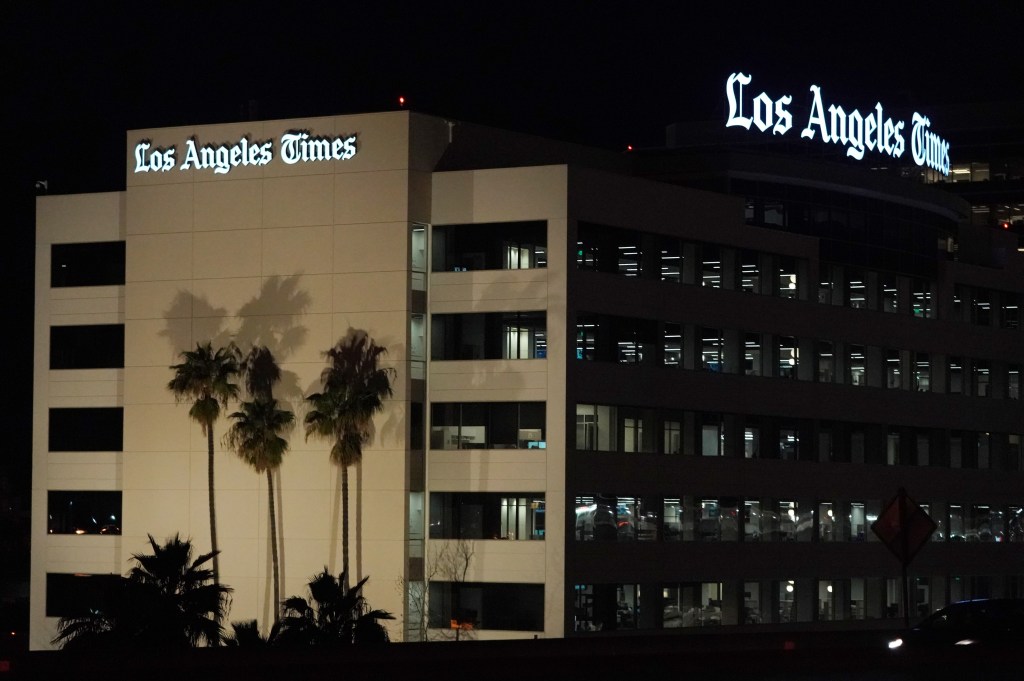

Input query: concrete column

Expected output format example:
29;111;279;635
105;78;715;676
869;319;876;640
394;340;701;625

639;583;660;629
722;580;741;626
796;578;816;622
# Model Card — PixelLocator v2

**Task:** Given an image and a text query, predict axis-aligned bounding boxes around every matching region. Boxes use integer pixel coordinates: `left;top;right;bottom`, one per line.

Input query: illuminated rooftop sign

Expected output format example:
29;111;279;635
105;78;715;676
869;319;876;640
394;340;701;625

133;130;357;175
725;73;950;176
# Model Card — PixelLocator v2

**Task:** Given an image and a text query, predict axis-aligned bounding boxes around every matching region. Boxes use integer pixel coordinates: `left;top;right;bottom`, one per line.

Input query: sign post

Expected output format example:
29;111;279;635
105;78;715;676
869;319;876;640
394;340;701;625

871;488;936;629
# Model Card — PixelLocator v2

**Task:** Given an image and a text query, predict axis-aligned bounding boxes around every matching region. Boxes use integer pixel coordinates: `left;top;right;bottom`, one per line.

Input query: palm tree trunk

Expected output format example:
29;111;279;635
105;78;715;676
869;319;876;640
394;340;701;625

341;463;350;590
208;425;219;587
267;468;280;623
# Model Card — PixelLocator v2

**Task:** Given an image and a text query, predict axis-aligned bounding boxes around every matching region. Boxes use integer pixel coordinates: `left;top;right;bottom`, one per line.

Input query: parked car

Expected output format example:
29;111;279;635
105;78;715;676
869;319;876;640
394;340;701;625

888;598;1024;650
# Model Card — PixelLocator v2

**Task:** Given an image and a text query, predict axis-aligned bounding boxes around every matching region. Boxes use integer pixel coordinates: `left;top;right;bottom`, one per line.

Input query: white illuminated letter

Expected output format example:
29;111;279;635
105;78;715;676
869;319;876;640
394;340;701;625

801;85;828;141
828;105;847;145
773;95;792;136
846;110;865;160
134;142;151;173
752;92;773;132
893;120;905;158
725;72;753;130
180;139;200;170
280;132;305;164
911;113;928;167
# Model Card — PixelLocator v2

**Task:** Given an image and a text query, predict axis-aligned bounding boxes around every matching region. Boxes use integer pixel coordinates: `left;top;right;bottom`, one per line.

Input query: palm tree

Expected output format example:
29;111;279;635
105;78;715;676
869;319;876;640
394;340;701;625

52;534;231;650
224;346;293;623
167;341;240;586
304;331;394;587
277;569;392;647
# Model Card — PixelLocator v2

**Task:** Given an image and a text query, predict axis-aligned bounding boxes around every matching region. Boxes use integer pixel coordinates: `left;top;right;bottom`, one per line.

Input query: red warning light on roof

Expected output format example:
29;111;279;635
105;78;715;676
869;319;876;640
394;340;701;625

626;145;633;152
1002;221;1011;229
398;96;406;107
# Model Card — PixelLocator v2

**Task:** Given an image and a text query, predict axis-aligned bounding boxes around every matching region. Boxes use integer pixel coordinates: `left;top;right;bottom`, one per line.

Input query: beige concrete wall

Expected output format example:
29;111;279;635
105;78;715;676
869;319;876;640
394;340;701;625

33;112;451;649
427;166;568;637
32;193;127;649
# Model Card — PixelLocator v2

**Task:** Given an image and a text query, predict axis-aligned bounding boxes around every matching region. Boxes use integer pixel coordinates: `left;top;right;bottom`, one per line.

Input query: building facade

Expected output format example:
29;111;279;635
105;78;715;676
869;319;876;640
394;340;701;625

32;109;1024;648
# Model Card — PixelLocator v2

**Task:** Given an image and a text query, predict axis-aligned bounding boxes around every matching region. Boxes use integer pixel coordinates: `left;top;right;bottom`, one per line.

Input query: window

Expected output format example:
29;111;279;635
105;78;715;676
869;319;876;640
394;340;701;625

431;312;546;360
576;222;641;276
700;413;722;456
699;243;722;288
845;268;867;309
885;349;902;389
973;360;991;397
848;344;866;386
433;221;546;271
911;278;933;318
657;236;682;282
48;491;122;535
949;356;964;394
575;404;658;453
740;250;762;293
49;407;123;451
777;256;799;299
50;324;125;369
662;583;724;628
663;416;682;454
1001;292;1020;329
430;402;544;450
880;274;898;313
430;493;544;540
46;573;120;617
662;323;681;367
429;582;543;631
51;241;125;287
914;353;930;391
574;496;657;541
701;328;723;372
745;333;762;376
816;341;834;382
777;336;798;378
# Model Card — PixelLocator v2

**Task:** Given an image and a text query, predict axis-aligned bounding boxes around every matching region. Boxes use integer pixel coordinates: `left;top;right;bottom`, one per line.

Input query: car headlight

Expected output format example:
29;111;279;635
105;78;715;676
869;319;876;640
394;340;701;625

888;637;904;650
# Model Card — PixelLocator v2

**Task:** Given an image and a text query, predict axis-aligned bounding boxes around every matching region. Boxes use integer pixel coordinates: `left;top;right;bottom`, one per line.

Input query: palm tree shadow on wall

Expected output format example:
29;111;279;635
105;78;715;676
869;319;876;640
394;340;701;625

303;327;404;583
161;274;312;626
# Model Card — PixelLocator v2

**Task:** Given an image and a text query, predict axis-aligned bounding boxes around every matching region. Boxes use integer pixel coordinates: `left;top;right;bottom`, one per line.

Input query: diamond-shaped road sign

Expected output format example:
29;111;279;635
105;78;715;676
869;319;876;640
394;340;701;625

871;488;937;566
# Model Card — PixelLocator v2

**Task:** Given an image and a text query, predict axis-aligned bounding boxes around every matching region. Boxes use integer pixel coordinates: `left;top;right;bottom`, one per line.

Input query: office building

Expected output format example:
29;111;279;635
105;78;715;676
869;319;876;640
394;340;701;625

32;106;1024;648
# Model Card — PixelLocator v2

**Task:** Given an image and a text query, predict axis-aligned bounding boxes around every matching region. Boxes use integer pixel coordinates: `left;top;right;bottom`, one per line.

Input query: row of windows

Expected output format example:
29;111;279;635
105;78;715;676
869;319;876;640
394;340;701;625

427;582;543;631
575;574;1007;632
429;493;545;540
575;404;1023;469
431;312;546;360
953;283;1021;329
432;221;547;272
573;496;1022;544
576;315;1020;397
430;402;545;450
576;221;806;300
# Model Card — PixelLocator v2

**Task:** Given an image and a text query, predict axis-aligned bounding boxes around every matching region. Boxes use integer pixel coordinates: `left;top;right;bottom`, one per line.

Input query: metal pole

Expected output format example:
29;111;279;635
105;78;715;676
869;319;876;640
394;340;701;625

900;488;911;630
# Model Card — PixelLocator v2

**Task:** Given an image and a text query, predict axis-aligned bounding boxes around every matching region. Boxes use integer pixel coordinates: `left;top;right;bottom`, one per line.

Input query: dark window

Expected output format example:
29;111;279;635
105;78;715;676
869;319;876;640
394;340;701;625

428;582;543;631
51;241;126;287
46;573;121;617
432;222;547;271
430;402;545;450
430;493;545;540
48;491;122;535
49;407;123;452
432;312;546;360
50;325;125;369
410;402;424;450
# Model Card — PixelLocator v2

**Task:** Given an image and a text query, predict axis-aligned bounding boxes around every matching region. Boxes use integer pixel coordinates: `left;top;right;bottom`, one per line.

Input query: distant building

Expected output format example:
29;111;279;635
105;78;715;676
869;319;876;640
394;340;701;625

32;108;1024;648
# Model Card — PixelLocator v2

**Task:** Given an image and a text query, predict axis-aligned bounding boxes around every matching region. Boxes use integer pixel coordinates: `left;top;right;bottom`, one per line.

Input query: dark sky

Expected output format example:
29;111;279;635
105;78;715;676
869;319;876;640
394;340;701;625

3;2;1023;482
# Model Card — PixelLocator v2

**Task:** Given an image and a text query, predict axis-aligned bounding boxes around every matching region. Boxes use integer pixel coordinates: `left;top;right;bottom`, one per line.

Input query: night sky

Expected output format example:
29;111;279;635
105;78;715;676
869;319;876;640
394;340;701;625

4;2;1023;484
